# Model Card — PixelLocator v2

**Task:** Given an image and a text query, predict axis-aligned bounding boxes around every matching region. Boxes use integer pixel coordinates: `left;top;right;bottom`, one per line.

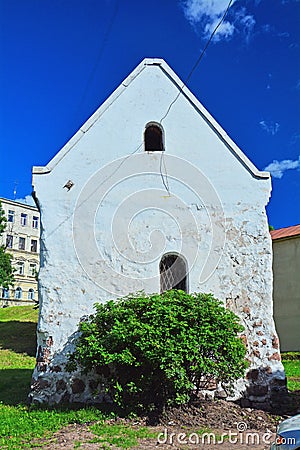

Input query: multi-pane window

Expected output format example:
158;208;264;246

29;263;37;276
8;210;14;222
2;288;9;299
6;235;13;249
15;287;22;299
32;216;39;229
28;289;35;300
160;254;187;293
20;213;27;226
31;239;37;253
19;237;26;250
16;262;25;275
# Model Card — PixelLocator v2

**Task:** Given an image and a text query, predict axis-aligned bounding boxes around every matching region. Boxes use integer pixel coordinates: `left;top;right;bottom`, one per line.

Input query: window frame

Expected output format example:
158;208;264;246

18;237;26;251
28;288;35;300
2;288;9;299
8;210;15;223
160;253;188;293
20;213;27;226
30;239;37;253
15;287;22;299
32;216;39;229
6;234;13;249
29;263;37;277
16;261;25;275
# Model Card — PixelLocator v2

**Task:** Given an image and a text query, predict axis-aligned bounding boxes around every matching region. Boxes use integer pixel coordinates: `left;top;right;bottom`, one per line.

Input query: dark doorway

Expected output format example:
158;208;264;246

145;124;164;151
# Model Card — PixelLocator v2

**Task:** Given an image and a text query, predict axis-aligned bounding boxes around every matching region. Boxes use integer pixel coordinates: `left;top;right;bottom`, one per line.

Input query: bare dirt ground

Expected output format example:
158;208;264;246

32;393;300;450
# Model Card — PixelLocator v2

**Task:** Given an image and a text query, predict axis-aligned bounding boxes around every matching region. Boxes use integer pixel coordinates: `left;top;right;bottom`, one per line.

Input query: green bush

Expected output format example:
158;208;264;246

67;290;247;411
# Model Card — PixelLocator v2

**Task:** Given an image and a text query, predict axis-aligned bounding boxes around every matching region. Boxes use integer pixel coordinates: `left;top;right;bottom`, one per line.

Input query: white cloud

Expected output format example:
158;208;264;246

259;120;280;135
15;195;36;206
203;18;235;41
181;0;236;40
180;0;256;42
181;0;237;23
240;13;256;41
264;156;300;178
278;31;290;39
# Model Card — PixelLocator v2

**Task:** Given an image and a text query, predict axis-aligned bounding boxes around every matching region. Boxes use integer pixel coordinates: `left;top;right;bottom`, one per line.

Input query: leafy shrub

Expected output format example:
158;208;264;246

67;290;247;411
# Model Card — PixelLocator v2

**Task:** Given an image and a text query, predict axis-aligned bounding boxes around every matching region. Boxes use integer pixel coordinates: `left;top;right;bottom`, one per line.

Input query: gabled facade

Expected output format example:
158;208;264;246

30;59;285;407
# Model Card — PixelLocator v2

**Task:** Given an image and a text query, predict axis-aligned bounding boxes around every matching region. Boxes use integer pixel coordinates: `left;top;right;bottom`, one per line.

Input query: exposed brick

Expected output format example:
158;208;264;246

253;349;260;358
240;334;248;346
71;378;85;394
268;352;281;361
248;384;269;396
56;379;66;392
261;339;267;345
31;379;50;391
61;391;71;403
243;306;250;315
253;341;259;347
265;366;273;375
89;380;98;391
46;336;53;346
271;377;287;388
246;369;259;381
240;398;251;408
272;335;279;349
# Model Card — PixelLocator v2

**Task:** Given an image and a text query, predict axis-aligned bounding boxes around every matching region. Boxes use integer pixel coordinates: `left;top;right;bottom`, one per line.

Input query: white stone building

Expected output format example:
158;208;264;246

30;59;285;406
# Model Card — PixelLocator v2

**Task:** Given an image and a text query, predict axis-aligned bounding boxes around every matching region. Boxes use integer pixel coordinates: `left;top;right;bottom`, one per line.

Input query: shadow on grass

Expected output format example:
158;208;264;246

0;321;37;356
0;368;33;405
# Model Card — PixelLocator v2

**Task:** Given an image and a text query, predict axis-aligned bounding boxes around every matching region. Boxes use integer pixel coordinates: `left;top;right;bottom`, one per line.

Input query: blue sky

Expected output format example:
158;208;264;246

0;0;299;229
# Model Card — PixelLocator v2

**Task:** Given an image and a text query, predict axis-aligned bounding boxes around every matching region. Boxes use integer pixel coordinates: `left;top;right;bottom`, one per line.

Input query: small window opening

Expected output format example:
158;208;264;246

145;124;164;151
160;254;187;293
15;287;22;299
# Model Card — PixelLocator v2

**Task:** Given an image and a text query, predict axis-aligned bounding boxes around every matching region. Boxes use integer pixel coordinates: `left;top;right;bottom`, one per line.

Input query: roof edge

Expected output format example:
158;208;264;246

32;58;269;180
271;224;300;241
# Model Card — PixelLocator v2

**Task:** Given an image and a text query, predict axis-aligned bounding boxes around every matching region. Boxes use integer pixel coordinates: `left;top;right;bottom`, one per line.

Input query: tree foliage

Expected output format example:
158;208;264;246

68;290;247;411
0;202;14;289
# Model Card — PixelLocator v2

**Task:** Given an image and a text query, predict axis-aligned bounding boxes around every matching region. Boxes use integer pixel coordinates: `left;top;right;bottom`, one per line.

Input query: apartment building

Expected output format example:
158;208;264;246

0;197;40;306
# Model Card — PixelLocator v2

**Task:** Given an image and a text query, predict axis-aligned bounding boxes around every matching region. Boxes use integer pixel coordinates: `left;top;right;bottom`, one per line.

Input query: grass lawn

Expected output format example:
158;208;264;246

0;306;299;449
0;306;156;449
0;306;38;405
282;353;300;391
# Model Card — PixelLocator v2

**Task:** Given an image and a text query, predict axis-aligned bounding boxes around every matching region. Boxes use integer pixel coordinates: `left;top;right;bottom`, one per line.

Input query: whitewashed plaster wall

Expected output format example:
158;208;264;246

30;59;285;406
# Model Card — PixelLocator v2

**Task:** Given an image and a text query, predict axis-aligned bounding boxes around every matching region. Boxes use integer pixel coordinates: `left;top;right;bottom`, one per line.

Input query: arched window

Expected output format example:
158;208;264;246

2;288;9;299
15;287;22;299
160;254;187;293
28;289;35;300
144;123;164;151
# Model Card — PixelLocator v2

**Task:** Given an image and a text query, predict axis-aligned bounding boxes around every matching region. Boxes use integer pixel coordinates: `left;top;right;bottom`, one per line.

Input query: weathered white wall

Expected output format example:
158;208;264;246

30;60;285;406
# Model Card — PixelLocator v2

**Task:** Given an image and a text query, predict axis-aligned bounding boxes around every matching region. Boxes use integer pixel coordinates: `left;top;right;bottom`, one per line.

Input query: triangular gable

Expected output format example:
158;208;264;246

32;58;269;180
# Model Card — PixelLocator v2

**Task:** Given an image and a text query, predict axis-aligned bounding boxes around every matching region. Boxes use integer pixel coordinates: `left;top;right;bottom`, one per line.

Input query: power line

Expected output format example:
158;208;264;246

160;0;234;125
41;0;234;234
71;0;119;129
